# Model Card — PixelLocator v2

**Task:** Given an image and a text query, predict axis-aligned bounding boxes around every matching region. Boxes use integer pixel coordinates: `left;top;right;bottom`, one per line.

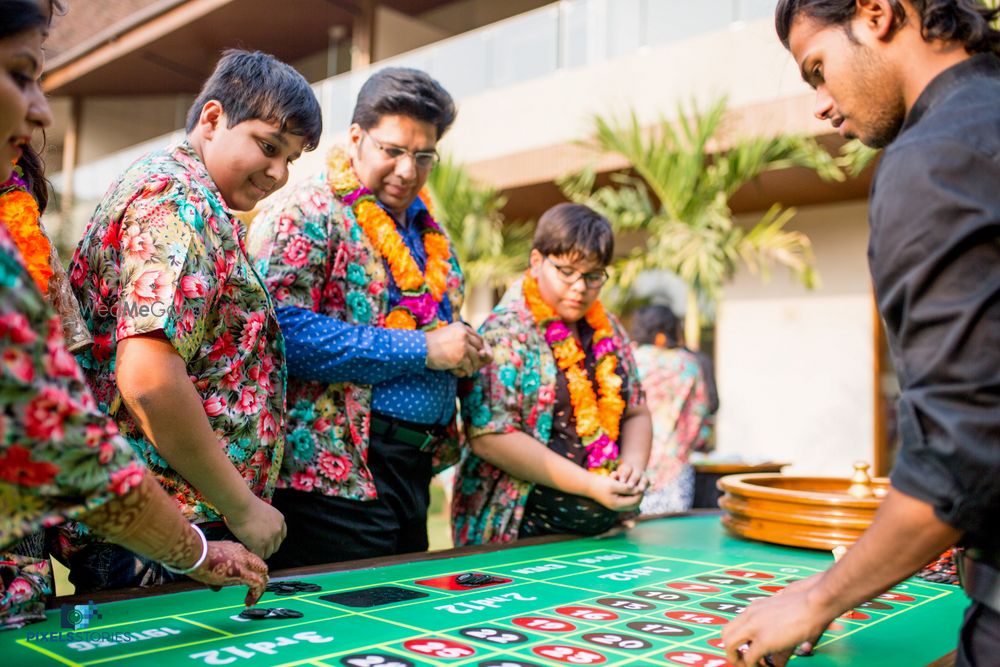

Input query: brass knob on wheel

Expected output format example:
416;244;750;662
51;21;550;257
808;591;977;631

847;461;875;499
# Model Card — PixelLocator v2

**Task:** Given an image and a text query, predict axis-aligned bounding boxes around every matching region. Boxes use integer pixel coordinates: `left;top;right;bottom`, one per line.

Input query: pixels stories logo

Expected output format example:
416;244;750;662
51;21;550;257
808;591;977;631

60;601;101;630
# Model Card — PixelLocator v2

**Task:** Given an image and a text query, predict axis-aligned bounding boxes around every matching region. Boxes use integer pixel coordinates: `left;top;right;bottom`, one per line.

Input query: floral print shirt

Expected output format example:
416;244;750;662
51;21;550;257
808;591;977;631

0;221;144;626
452;279;644;546
247;169;465;500
633;345;711;514
68;141;285;522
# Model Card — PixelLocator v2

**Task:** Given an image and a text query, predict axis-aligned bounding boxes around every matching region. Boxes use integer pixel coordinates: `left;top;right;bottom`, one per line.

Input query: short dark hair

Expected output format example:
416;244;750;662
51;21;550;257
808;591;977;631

776;0;1000;54
0;0;52;39
351;67;457;140
186;49;322;151
631;304;682;347
532;203;614;266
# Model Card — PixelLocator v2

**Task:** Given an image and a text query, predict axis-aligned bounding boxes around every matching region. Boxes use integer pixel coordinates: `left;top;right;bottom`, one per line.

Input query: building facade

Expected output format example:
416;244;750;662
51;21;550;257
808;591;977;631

40;0;894;477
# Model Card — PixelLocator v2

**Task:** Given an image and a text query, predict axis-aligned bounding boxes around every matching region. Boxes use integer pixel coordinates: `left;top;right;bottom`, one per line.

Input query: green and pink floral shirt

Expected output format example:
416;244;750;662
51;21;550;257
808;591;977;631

452;279;644;546
247;170;465;500
68;141;285;522
633;345;711;515
0;220;144;627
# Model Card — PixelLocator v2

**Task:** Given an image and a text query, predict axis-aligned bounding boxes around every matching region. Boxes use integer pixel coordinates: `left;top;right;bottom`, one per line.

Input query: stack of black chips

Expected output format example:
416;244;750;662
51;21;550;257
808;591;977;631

266;580;322;596
455;572;500;587
239;607;305;620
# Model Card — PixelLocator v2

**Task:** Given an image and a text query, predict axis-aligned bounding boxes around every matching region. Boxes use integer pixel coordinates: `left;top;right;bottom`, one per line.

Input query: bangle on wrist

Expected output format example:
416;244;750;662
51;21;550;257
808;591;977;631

162;523;209;574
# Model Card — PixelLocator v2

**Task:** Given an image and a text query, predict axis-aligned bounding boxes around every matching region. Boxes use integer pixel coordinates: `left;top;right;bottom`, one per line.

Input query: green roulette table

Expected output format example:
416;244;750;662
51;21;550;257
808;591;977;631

1;514;966;667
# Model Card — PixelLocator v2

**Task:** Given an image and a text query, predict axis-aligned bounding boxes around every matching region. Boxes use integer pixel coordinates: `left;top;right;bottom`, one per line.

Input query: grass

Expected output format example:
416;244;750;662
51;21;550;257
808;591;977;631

52;474;456;596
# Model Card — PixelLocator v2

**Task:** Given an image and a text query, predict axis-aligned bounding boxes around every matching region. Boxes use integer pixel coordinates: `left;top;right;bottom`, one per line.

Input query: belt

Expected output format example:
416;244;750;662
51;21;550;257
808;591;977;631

957;549;1000;615
370;413;443;451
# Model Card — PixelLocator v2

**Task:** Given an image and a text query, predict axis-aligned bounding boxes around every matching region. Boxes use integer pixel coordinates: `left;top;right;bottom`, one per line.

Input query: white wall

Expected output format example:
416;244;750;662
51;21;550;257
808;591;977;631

715;201;874;476
78;95;191;164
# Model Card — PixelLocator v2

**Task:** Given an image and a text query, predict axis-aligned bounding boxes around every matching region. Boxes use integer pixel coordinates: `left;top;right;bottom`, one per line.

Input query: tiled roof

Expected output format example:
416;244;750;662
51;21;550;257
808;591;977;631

46;0;165;59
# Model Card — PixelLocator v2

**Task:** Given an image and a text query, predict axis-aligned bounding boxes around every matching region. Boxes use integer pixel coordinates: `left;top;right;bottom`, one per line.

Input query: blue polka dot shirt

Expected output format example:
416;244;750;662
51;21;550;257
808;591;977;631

277;196;457;425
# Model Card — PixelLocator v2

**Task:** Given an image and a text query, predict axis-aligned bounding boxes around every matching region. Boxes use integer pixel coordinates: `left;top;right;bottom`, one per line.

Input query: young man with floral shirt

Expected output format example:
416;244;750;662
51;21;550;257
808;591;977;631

61;49;322;592
248;67;489;568
452;204;651;546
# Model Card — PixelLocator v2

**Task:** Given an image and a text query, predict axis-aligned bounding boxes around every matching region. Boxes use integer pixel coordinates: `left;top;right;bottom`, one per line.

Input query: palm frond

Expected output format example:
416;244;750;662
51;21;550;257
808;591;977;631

739;204;820;290
837;139;881;178
426;155;529;288
566;96;847;322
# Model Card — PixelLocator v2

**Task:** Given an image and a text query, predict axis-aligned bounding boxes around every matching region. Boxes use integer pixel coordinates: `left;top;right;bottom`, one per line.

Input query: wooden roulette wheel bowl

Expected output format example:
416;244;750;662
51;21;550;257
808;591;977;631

717;462;890;550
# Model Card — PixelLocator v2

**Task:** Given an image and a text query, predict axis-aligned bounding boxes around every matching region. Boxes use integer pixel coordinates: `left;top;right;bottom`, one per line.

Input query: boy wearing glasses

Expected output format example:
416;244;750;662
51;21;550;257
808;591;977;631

452;203;652;546
248;67;489;567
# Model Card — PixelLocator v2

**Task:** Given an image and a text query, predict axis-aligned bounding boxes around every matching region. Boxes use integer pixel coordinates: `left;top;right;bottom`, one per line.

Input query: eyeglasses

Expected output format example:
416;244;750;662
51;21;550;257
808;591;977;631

362;130;439;170
544;256;609;289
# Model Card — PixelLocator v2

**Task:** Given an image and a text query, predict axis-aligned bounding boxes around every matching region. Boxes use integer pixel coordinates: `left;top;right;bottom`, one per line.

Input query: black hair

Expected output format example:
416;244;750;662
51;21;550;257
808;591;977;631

351;67;457;140
185;49;322;151
0;0;50;39
16;146;49;213
775;0;1000;54
532;203;614;266
631;304;682;348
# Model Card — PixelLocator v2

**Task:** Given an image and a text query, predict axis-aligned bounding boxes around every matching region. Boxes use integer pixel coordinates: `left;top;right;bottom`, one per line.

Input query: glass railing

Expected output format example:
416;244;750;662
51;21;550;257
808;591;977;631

58;0;777;211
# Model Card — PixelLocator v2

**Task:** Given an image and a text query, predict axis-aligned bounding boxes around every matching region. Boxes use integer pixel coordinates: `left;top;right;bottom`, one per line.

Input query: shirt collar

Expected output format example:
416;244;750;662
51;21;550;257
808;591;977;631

377;194;427;228
902;53;1000;134
172;140;232;216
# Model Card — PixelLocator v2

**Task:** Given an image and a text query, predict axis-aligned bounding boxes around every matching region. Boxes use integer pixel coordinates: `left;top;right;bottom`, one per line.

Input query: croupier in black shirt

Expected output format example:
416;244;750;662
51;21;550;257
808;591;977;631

724;2;1000;666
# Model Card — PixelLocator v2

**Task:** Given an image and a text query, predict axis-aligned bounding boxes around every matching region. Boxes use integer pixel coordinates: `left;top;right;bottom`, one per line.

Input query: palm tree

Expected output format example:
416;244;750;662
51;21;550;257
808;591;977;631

425;155;532;292
560;97;857;349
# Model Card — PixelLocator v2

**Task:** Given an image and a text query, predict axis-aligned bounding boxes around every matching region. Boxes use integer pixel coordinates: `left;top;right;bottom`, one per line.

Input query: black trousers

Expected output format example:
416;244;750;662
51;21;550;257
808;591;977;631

267;430;434;570
956;602;1000;667
64;524;237;593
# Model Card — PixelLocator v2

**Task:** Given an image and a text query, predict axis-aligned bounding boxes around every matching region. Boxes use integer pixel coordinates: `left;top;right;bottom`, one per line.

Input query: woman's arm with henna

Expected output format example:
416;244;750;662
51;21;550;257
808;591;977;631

81;475;269;605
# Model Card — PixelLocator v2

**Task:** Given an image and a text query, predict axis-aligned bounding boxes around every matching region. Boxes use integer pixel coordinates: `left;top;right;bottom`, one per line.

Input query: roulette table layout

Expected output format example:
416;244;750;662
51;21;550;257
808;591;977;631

1;514;965;666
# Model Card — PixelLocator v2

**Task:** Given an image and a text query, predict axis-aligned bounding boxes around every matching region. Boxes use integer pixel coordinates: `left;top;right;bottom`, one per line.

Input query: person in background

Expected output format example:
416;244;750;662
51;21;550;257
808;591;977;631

0;0;268;630
630;305;711;515
452;203;652;545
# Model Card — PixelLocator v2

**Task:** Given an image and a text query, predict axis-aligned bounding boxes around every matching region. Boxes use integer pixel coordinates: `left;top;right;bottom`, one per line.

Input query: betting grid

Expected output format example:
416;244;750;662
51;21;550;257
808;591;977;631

10;547;960;667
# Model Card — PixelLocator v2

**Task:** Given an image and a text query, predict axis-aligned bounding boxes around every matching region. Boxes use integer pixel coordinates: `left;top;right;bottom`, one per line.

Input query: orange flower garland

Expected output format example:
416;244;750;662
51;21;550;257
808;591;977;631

523;272;625;471
1;166;52;293
326;147;451;330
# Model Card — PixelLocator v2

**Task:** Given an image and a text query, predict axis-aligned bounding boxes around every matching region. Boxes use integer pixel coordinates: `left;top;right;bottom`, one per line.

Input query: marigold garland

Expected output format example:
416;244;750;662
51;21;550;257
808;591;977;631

522;272;625;472
0;165;52;293
326;147;450;330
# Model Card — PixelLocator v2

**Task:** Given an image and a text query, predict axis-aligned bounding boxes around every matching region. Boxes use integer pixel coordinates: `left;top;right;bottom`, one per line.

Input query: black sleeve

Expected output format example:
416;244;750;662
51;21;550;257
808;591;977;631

870;138;1000;548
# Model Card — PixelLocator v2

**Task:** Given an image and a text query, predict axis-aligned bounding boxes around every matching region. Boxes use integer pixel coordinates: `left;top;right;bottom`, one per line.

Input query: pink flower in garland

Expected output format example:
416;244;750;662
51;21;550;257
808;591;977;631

593;336;619;359
544;320;572;345
398;292;439;326
586;433;620;470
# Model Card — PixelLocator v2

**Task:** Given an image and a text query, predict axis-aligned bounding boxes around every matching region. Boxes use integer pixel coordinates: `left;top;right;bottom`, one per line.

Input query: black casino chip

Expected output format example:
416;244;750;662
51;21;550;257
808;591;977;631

455;572;499;586
266;580;322;595
238;607;304;620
